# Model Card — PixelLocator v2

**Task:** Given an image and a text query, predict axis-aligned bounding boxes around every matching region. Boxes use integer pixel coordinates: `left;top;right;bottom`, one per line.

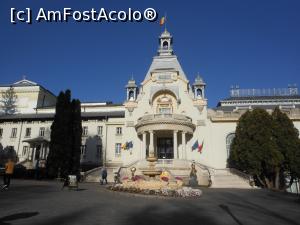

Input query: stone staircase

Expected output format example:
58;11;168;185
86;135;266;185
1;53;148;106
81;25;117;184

84;159;212;186
84;159;254;189
210;169;254;189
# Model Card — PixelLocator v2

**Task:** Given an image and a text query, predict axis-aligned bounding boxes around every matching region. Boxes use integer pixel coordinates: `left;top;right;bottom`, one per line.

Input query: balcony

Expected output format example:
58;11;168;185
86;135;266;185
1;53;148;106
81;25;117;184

135;114;195;134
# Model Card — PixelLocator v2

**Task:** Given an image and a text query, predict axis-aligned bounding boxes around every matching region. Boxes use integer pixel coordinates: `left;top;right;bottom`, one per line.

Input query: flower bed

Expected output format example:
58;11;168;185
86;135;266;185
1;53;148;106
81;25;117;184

108;182;202;198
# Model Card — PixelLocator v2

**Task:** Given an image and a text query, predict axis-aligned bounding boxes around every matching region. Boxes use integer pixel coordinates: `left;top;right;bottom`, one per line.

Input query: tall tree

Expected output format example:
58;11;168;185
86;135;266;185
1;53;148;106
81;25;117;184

69;99;82;175
47;90;72;178
46;90;82;178
229;108;284;189
0;86;18;115
272;107;300;189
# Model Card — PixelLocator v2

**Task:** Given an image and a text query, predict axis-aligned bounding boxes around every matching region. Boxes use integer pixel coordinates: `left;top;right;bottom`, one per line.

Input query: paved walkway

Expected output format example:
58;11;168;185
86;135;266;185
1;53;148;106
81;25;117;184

0;179;299;225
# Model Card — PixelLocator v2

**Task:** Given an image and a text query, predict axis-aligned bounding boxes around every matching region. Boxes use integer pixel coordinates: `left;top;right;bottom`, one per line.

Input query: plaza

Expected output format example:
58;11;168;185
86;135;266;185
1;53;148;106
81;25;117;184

0;179;299;225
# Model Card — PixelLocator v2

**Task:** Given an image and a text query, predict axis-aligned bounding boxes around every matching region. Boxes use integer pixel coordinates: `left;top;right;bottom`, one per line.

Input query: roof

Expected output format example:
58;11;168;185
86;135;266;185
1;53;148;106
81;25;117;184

0;78;57;98
222;95;300;101
143;55;188;82
0;111;125;121
13;79;37;87
23;137;50;144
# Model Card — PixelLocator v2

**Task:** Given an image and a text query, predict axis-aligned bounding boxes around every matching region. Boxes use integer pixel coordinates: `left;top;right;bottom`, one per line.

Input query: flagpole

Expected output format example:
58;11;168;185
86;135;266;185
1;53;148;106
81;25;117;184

165;13;167;31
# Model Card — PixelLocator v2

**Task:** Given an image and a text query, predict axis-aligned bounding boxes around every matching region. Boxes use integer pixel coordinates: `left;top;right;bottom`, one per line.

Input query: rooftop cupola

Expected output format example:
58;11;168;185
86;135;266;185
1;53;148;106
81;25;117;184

158;29;173;56
125;77;138;101
193;75;206;99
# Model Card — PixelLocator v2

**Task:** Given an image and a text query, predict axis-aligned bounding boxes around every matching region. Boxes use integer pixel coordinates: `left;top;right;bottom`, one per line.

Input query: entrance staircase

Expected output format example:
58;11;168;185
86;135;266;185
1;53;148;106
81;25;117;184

211;168;254;189
84;159;254;189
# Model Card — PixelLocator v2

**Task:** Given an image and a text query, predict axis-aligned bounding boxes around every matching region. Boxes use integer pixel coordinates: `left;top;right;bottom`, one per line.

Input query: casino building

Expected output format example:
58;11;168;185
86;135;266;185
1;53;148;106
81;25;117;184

1;30;300;189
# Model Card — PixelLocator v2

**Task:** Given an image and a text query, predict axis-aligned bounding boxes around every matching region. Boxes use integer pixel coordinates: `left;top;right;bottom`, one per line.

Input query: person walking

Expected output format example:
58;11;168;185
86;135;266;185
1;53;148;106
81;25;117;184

3;158;15;190
101;167;108;185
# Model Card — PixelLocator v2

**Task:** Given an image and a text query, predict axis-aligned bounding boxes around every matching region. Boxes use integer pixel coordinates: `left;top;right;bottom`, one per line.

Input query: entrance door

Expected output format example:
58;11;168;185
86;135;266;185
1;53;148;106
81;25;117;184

157;138;173;159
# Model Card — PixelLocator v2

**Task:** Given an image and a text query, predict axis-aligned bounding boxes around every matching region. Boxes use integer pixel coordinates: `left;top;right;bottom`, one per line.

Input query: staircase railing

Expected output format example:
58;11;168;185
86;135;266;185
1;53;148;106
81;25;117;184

193;161;214;187
114;160;140;183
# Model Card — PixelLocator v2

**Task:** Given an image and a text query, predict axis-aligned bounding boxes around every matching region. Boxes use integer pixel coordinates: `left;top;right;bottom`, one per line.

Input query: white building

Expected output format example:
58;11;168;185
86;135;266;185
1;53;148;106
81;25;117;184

1;30;300;188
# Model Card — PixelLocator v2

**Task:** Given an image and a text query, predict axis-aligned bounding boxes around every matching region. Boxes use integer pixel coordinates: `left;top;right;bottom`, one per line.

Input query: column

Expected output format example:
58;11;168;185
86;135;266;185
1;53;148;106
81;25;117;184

40;143;44;159
173;130;178;159
149;130;154;157
32;146;36;161
182;131;186;159
142;132;147;159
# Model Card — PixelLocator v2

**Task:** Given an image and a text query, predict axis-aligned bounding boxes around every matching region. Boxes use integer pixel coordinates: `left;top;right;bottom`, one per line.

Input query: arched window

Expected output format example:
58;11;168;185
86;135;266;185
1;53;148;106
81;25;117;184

226;133;235;158
196;89;202;98
163;41;169;49
128;90;134;101
157;96;172;114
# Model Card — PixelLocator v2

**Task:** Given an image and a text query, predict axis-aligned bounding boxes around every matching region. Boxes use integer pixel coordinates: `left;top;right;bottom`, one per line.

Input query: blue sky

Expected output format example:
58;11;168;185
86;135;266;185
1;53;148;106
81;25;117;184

0;0;299;107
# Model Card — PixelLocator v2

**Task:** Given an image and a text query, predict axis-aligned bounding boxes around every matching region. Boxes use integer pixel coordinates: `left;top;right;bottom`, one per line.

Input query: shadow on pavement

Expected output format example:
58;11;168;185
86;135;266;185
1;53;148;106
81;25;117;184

219;204;243;225
0;212;39;225
125;205;218;225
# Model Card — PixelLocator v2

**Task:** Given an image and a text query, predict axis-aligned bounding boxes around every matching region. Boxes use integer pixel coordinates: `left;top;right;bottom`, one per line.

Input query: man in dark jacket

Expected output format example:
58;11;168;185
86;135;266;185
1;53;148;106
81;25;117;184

101;167;108;185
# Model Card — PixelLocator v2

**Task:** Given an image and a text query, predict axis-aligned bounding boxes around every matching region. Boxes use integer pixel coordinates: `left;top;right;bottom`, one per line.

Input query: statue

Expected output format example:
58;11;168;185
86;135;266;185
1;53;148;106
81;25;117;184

189;163;198;187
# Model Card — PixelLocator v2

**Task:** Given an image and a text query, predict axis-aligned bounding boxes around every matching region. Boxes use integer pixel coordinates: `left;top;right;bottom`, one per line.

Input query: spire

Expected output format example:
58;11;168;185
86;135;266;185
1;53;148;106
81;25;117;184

158;29;173;56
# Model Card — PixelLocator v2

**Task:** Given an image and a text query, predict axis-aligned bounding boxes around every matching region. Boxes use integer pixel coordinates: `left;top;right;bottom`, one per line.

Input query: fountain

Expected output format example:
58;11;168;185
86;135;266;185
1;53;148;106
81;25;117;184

109;144;202;197
141;151;162;178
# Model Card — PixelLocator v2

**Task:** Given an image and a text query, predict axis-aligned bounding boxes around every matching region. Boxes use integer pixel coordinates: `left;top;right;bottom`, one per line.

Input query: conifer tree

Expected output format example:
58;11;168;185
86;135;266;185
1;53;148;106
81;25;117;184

272;107;300;189
1;86;18;115
47;90;73;178
229;108;284;189
69;99;82;176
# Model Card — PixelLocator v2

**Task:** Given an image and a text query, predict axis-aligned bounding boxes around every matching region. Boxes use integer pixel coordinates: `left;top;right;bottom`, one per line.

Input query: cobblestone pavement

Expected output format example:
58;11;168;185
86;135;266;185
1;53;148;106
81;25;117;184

0;179;299;225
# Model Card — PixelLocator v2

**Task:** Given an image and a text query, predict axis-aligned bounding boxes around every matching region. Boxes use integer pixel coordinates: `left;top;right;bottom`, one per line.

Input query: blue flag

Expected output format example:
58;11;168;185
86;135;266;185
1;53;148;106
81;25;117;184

127;141;133;149
192;140;199;151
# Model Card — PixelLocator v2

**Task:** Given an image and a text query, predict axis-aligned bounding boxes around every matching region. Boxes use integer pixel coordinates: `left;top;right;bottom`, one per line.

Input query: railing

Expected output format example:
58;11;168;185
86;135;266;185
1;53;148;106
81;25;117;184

193;161;213;186
137;114;193;123
230;86;298;97
157;159;173;165
210;108;300;119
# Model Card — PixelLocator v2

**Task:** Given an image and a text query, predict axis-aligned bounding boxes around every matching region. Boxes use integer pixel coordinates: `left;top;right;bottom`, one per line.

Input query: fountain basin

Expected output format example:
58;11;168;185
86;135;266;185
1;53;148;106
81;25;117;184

142;170;162;177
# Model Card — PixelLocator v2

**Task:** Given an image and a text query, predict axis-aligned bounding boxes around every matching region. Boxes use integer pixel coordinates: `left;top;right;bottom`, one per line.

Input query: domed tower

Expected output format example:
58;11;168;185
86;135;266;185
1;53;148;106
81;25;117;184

192;74;207;113
158;29;173;56
193;75;206;99
125;77;138;101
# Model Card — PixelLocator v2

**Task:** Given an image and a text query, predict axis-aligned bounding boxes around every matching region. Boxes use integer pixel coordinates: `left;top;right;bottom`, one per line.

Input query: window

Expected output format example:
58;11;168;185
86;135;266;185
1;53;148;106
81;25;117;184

39;127;45;137
159;106;171;114
226;133;235;158
25;128;31;137
115;143;121;157
80;145;87;158
97;126;103;136
116;127;122;135
156;95;173;114
0;128;3;138
128;90;134;101
96;145;102;158
22;146;29;156
11;128;17;138
82;126;88;136
196;88;203;98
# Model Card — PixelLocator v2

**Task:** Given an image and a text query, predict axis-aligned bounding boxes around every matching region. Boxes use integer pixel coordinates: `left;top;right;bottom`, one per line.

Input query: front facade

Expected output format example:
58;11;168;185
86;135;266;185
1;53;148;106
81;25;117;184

1;30;300;187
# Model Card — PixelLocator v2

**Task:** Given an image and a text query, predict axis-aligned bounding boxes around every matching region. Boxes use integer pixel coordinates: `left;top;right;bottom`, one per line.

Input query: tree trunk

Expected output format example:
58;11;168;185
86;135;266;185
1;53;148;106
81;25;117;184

257;176;266;188
264;177;273;189
275;168;280;190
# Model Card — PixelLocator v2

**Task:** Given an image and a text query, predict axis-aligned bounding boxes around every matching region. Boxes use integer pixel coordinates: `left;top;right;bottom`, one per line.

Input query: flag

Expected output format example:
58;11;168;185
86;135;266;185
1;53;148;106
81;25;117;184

192;140;199;151
160;16;165;26
198;141;204;153
121;143;127;150
127;141;133;149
